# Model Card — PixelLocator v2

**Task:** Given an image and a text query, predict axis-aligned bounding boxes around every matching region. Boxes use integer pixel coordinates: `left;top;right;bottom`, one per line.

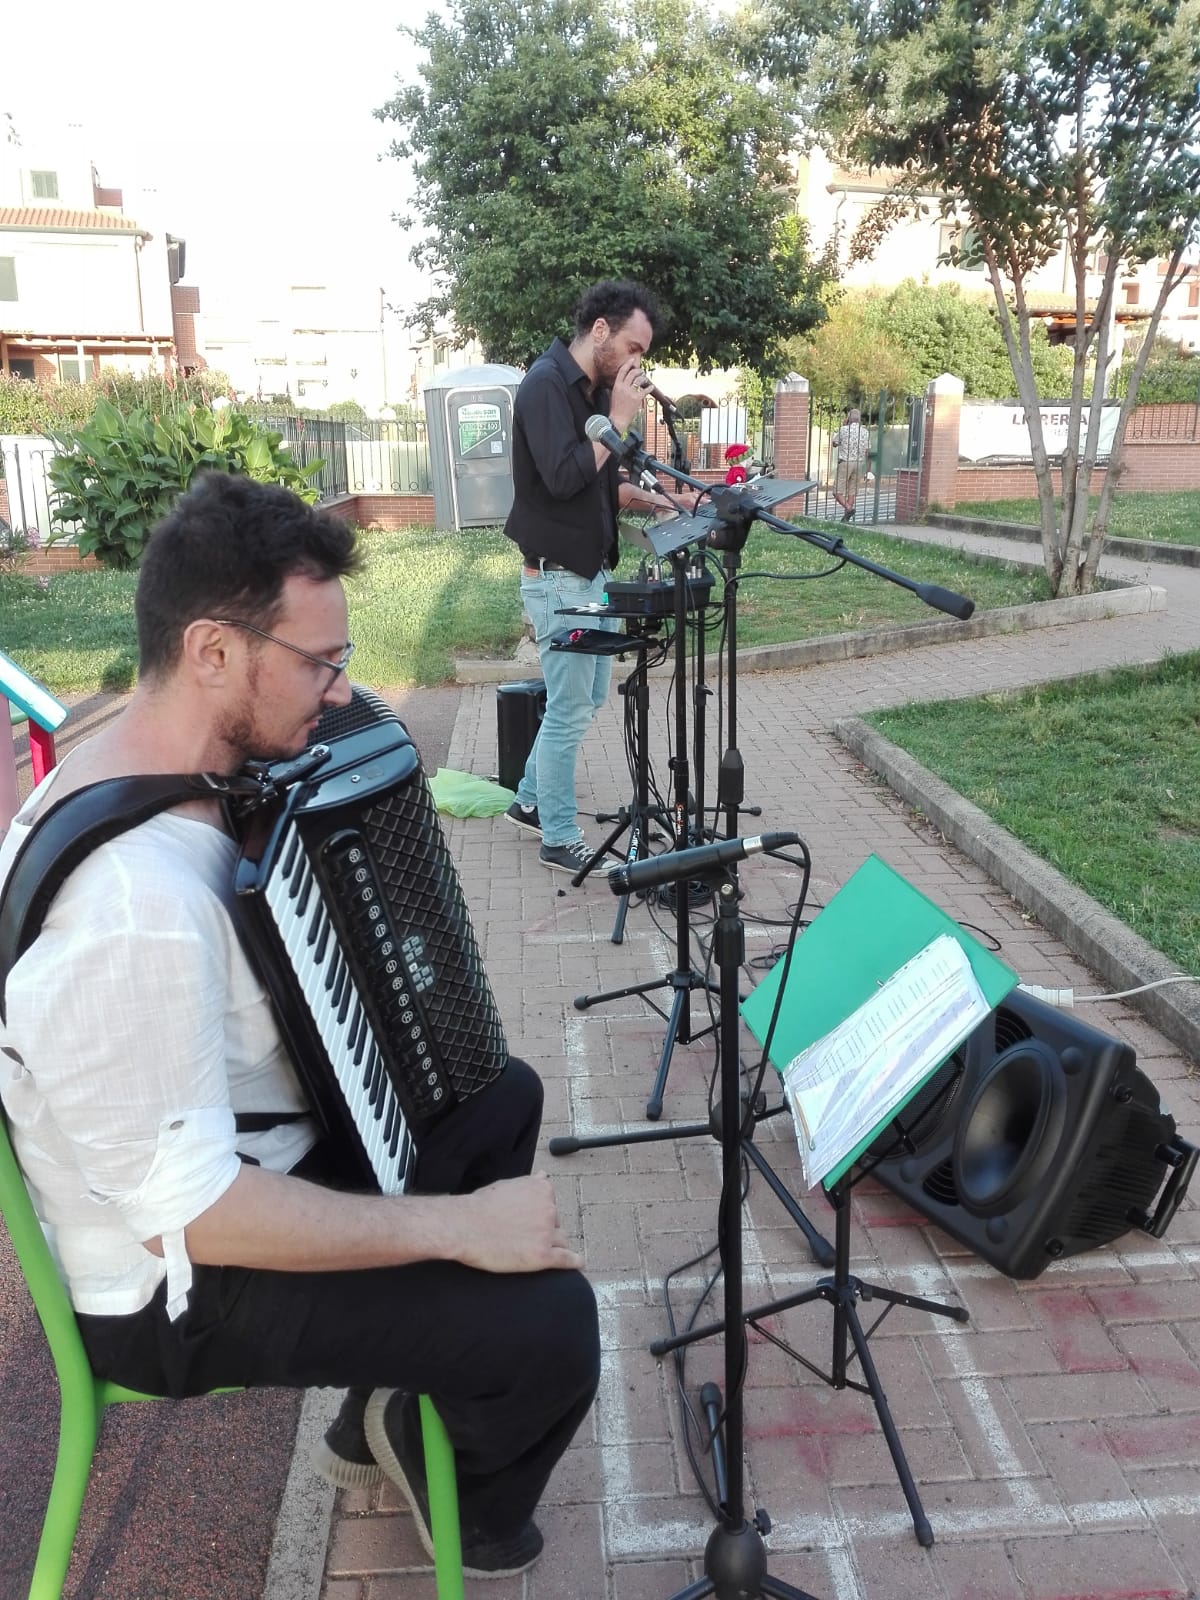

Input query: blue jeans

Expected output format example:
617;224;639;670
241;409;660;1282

514;566;621;846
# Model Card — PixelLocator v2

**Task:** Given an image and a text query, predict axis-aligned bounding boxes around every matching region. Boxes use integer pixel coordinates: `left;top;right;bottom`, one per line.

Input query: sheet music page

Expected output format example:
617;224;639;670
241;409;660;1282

781;934;991;1190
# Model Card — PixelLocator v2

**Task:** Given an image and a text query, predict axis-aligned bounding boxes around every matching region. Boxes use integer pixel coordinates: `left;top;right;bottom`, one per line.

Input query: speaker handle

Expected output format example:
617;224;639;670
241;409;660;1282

1134;1136;1198;1238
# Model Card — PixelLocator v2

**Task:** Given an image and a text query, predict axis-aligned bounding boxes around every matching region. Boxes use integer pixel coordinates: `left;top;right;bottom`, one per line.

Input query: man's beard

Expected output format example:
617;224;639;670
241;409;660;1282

592;335;625;390
217;664;321;767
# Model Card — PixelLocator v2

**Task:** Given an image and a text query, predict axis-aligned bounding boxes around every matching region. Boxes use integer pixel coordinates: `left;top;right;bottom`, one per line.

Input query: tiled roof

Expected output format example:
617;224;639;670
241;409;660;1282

0;206;148;235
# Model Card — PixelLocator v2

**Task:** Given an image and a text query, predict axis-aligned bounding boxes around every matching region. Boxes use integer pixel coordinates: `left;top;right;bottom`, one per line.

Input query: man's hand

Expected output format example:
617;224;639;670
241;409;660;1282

449;1174;583;1273
610;358;651;433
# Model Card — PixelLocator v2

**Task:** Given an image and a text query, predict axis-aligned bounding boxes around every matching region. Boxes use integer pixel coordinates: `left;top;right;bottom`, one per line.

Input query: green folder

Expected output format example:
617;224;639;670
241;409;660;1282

740;853;1019;1188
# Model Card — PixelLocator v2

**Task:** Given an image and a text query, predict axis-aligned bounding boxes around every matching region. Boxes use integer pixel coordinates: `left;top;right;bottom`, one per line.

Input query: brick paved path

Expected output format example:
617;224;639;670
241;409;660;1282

319;534;1200;1600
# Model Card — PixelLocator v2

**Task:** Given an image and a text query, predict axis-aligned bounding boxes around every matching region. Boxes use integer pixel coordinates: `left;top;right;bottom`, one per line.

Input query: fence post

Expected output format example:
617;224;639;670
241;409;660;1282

919;373;965;513
773;375;810;481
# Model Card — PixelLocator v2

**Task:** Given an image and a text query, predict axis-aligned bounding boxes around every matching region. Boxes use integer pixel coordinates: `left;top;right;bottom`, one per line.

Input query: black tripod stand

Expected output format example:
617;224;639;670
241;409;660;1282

650;1142;969;1548
571;623;671;944
641;865;821;1599
571;547;720;1118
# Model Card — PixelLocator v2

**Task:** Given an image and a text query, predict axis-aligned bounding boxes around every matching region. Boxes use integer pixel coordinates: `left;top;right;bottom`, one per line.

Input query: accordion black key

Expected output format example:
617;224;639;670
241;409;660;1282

229;691;507;1193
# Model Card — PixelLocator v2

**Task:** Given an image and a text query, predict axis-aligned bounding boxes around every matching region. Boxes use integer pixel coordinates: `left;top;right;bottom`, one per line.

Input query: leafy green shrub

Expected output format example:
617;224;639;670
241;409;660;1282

1113;351;1200;405
0;375;96;437
0;370;233;448
45;399;324;569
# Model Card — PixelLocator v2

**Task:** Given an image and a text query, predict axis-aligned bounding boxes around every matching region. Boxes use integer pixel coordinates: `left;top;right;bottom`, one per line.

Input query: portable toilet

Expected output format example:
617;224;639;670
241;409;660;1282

424;364;524;529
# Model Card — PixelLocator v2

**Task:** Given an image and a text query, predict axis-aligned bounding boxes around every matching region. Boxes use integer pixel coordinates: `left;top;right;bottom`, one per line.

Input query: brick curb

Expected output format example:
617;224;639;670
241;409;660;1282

926;512;1200;568
834;715;1200;1066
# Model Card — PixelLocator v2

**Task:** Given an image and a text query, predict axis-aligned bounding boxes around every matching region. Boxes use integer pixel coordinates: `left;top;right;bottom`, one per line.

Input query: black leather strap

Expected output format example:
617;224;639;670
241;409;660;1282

0;771;257;1021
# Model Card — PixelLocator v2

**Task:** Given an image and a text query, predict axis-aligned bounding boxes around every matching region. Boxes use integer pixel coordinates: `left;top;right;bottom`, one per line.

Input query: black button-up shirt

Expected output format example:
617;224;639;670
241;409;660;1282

503;337;621;580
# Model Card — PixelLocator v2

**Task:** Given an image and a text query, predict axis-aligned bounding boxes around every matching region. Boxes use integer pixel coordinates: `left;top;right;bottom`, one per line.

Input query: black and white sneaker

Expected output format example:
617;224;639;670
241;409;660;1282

539;839;594;874
363;1389;544;1579
309;1388;383;1489
504;801;542;835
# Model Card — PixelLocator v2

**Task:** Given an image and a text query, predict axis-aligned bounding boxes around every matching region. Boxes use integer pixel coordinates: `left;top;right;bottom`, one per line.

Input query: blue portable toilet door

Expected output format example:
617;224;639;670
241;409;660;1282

445;387;515;526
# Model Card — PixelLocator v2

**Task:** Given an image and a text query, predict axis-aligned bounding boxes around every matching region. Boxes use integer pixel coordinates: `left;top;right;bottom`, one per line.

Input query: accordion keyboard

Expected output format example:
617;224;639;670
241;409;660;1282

263;817;415;1192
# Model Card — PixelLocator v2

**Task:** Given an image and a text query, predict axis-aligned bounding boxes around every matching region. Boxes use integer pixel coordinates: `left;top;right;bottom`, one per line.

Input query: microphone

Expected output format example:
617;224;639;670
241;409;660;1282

585;414;663;492
644;381;680;417
608;832;800;895
585;413;637;459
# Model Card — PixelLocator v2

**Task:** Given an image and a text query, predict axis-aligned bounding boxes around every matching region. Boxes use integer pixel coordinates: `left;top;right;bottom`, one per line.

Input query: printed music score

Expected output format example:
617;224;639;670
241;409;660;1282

781;934;991;1190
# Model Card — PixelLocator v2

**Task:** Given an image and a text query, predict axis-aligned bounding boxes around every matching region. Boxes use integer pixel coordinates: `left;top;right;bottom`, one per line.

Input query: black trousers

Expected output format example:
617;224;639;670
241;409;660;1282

78;1059;600;1536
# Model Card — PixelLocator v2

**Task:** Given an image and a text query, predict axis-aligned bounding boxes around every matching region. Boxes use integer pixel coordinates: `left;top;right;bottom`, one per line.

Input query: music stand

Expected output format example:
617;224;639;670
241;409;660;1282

650;1154;968;1548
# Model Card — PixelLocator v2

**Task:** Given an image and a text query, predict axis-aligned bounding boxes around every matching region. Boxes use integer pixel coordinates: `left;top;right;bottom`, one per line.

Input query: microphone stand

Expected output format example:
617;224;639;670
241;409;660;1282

571;540;721;1118
632;863;822;1600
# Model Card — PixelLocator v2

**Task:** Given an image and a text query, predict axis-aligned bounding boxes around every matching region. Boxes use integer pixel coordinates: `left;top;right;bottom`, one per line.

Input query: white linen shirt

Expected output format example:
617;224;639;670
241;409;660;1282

0;785;317;1320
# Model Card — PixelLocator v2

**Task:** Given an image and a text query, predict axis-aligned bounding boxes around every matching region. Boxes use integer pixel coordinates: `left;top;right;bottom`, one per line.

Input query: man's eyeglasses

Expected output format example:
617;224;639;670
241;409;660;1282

216;619;355;686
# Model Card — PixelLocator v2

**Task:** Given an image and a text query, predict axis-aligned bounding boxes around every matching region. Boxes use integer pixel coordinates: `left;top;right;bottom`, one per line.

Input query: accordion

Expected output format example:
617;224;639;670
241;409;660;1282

229;688;507;1193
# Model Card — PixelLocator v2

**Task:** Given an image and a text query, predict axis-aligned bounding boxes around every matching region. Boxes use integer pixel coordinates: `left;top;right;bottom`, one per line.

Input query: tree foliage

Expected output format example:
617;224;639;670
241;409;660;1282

759;0;1200;595
378;0;831;372
790;281;1076;401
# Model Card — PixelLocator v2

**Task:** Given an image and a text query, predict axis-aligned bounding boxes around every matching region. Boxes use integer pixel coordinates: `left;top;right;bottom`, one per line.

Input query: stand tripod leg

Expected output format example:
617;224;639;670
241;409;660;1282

741;1141;836;1270
840;1298;934;1547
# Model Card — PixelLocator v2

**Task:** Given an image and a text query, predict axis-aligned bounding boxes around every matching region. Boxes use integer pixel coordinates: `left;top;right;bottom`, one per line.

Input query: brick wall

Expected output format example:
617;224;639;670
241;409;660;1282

325;493;436;529
1124;403;1200;442
773;379;810;480
10;544;101;574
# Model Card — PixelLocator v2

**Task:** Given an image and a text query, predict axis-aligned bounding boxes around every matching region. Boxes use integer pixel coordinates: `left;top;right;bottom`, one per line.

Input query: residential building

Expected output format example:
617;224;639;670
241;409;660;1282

796;146;1200;360
0;123;200;381
198;283;409;414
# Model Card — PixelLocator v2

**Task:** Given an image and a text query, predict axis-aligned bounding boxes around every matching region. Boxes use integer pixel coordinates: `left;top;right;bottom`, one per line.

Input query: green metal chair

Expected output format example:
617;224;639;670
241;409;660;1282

0;1112;464;1599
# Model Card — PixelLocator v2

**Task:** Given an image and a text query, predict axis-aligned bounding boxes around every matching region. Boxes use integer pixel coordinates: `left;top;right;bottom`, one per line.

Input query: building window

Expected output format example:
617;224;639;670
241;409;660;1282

1123;282;1140;306
1189;283;1199;309
0;257;16;301
58;355;88;384
30;170;59;199
938;222;984;271
8;358;36;381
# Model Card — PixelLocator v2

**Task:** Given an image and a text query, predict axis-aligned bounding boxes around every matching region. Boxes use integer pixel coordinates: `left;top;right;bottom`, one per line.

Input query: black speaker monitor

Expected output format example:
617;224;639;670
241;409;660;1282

865;989;1196;1279
496;678;546;793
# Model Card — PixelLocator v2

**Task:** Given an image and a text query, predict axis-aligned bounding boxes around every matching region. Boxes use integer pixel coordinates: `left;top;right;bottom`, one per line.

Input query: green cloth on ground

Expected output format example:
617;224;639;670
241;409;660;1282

428;767;516;817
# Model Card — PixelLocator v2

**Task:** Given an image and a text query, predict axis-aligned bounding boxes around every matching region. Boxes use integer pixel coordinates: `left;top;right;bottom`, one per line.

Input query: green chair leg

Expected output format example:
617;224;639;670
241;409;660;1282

419;1394;464;1600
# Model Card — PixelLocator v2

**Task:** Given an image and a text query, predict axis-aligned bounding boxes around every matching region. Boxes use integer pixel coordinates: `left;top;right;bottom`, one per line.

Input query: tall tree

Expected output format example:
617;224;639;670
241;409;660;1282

757;0;1200;595
378;0;830;372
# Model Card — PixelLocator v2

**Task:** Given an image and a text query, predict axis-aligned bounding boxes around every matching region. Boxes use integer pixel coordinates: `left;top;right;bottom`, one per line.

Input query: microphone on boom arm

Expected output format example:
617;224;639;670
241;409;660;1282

608;832;800;895
644;380;681;417
585;413;663;492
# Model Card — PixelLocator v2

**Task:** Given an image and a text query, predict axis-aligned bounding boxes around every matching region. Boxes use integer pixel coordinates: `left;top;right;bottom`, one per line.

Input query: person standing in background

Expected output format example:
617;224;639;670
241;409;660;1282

832;406;872;523
502;280;674;874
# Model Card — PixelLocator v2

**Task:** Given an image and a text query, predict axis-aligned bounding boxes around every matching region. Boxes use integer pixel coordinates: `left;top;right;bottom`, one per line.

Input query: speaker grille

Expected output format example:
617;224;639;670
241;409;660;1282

922;1159;959;1207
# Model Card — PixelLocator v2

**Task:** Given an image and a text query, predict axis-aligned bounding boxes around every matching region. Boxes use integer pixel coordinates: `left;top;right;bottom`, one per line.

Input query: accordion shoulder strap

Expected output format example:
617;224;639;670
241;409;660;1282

0;770;255;1022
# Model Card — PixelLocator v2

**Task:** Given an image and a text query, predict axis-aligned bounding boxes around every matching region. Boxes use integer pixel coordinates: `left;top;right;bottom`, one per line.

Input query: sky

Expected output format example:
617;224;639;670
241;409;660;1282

4;2;433;324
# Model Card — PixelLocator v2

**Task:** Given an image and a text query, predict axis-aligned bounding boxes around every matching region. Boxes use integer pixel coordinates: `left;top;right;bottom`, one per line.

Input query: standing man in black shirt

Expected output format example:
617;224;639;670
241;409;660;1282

503;280;677;873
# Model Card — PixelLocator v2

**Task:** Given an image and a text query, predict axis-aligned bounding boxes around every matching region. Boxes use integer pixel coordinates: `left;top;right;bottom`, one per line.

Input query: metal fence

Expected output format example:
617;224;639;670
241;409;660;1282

665;396;774;475
258;416;433;501
805;392;926;524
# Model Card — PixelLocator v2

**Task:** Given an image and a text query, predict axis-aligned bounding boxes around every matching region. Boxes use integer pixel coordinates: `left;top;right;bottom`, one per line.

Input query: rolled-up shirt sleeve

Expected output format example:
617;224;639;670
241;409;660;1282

9;849;244;1312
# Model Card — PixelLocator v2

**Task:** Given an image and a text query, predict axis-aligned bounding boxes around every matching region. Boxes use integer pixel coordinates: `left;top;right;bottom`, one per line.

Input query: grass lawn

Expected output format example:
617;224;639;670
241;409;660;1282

864;652;1200;974
0;521;1053;694
954;489;1200;545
